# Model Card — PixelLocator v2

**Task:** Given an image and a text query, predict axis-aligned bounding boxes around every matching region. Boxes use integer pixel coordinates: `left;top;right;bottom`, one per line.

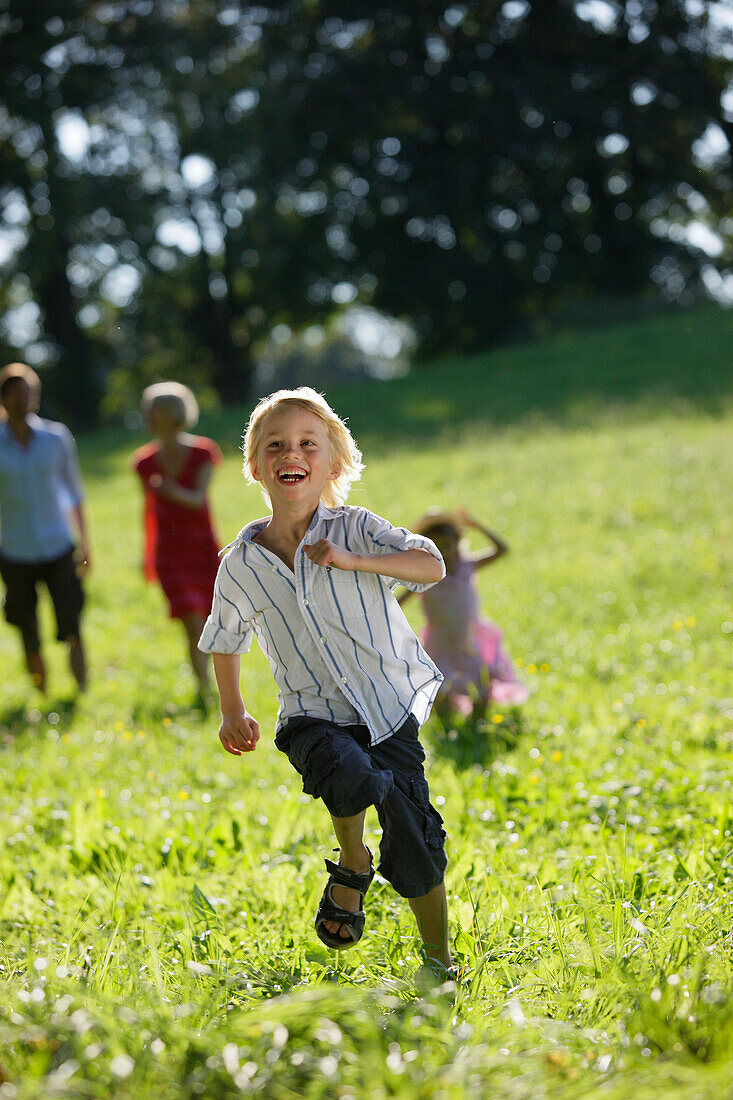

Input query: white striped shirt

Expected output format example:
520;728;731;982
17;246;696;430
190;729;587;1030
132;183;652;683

198;503;445;745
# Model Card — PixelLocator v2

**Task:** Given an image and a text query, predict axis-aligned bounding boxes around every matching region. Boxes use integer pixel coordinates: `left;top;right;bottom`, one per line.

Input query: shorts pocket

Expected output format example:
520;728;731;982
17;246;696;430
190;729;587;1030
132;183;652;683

410;775;430;804
424;810;446;850
410;775;446;850
282;729;339;798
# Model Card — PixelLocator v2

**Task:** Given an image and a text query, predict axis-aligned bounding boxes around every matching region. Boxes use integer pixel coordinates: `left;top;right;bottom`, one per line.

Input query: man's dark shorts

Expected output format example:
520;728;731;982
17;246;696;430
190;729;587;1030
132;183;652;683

0;546;84;652
275;714;447;898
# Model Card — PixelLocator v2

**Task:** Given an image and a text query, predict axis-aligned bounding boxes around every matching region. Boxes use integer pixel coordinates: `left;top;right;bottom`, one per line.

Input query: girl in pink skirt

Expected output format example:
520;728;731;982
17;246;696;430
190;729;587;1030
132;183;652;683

400;508;528;721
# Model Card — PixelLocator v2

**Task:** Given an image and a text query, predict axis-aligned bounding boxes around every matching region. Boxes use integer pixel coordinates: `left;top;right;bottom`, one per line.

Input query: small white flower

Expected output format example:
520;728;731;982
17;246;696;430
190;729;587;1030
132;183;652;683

186;960;213;976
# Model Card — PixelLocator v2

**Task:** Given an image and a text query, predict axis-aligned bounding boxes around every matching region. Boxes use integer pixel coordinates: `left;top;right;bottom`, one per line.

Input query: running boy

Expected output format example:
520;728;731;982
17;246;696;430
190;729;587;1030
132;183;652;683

199;388;452;971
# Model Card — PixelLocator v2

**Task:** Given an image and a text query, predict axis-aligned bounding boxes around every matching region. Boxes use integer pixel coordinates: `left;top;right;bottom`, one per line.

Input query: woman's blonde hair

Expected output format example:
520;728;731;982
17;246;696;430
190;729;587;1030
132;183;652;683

141;381;199;429
243;387;364;508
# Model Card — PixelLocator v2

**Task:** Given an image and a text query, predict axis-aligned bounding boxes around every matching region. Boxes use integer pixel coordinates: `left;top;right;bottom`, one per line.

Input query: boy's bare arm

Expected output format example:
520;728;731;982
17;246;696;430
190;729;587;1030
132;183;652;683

304;540;443;585
212;652;260;755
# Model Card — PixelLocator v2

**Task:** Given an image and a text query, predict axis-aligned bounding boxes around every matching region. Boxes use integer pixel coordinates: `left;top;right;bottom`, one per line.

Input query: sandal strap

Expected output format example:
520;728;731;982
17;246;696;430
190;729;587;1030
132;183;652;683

323;857;374;896
317;899;365;925
313;848;374;951
315;900;366;948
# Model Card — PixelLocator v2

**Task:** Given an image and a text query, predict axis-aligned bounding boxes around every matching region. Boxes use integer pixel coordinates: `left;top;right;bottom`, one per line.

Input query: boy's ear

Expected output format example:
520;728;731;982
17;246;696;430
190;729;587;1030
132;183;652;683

329;461;342;482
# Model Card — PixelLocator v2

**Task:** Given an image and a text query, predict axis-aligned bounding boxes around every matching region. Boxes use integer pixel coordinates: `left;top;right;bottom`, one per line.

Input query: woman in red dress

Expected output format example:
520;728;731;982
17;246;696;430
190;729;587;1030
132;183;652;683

131;382;222;697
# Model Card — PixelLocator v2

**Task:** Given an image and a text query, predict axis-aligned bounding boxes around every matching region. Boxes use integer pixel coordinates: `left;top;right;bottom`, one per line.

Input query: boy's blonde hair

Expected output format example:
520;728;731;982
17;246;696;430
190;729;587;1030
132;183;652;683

141;382;199;428
243;387;364;508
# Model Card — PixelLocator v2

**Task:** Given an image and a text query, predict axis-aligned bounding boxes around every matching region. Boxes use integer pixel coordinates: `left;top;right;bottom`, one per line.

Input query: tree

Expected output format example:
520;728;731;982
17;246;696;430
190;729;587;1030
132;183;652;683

249;0;732;354
1;1;730;424
0;0;183;424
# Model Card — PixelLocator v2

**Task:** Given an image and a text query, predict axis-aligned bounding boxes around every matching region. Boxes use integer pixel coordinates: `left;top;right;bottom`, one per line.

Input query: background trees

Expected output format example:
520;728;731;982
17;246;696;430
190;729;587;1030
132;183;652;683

1;0;730;425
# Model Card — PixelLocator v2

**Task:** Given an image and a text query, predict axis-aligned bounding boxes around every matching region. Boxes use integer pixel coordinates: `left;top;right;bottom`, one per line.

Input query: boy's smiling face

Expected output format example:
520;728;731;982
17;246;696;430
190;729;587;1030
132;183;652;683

254;405;339;509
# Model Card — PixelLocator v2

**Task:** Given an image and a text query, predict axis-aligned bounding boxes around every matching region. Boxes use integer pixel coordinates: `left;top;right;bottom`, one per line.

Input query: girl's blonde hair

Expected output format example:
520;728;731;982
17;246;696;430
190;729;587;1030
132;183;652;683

141;382;199;429
243;387;364;508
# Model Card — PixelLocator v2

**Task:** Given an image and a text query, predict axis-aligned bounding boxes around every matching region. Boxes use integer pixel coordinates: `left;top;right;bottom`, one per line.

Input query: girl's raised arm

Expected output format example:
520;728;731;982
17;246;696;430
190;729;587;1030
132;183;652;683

459;508;508;569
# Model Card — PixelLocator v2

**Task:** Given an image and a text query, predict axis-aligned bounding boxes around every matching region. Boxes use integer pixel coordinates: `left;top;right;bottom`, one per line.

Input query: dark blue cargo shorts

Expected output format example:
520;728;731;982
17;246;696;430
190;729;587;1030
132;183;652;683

274;713;447;899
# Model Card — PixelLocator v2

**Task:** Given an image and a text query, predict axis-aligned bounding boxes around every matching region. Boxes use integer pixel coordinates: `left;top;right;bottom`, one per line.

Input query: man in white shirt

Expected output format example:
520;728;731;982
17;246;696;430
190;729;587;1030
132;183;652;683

0;363;91;693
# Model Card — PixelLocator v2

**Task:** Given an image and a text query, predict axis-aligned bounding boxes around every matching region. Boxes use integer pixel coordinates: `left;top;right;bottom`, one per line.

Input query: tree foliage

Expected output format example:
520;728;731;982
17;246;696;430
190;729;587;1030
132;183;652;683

0;0;730;424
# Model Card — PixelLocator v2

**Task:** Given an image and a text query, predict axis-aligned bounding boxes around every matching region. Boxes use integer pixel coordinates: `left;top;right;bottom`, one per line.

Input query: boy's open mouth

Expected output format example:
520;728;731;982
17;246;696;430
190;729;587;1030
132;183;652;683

276;467;307;483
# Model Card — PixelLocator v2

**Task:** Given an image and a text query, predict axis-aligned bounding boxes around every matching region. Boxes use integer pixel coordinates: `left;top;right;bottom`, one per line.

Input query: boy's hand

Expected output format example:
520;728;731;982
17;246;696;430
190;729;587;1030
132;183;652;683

303;539;357;571
219;710;260;755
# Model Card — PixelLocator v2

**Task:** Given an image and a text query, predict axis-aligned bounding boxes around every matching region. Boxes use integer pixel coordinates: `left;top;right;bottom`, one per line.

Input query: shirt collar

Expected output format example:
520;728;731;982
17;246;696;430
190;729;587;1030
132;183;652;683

316;502;347;522
0;413;40;444
223;502;347;556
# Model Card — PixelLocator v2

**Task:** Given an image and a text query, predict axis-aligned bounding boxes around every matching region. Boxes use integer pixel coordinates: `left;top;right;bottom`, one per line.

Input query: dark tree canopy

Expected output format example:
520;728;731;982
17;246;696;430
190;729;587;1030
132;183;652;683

0;0;730;425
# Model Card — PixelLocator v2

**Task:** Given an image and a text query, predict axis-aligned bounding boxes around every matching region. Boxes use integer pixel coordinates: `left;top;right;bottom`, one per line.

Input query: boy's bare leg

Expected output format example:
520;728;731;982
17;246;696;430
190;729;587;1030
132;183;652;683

25;648;47;693
409;882;452;970
181;613;210;692
326;811;371;940
68;634;87;691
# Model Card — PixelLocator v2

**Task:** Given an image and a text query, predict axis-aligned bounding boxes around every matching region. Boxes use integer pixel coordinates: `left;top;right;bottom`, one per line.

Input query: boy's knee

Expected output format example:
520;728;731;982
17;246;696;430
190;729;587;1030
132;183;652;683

320;764;393;818
308;736;394;816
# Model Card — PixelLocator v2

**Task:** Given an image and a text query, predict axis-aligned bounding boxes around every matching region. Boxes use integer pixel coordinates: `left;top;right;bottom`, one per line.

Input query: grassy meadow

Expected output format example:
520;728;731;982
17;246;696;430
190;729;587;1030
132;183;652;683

1;305;732;1098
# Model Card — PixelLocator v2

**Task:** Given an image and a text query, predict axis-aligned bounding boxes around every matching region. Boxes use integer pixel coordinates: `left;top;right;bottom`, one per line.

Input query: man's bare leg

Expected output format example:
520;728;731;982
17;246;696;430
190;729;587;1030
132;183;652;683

325;811;371;940
68;635;87;691
25;648;47;693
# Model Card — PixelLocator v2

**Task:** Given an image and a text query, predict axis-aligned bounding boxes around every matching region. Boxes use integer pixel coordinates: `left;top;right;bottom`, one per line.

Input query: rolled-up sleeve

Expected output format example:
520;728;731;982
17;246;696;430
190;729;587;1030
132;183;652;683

358;509;445;592
198;555;254;655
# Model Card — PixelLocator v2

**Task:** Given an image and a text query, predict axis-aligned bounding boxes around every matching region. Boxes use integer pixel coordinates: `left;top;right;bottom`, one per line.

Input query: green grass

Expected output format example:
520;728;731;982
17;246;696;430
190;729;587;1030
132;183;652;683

1;305;732;1098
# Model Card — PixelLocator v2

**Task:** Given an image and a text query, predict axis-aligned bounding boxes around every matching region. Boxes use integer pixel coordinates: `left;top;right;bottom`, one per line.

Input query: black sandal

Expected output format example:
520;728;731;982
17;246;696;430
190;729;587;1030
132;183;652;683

314;850;375;950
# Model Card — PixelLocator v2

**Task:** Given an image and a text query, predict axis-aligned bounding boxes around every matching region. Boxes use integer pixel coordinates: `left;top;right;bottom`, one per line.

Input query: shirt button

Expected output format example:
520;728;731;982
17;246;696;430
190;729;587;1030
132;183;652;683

341;677;347;684
303;598;309;606
320;637;326;644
